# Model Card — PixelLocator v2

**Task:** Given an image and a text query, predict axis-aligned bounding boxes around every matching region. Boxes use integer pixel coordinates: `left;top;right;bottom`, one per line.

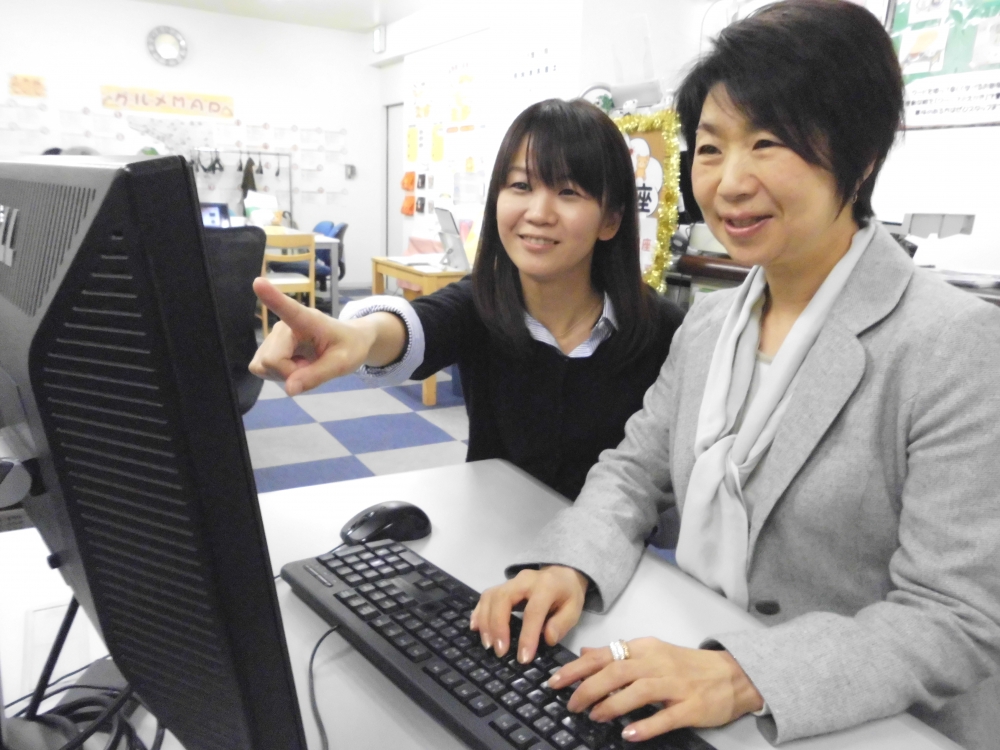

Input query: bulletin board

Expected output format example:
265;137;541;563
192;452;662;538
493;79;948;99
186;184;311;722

890;0;1000;127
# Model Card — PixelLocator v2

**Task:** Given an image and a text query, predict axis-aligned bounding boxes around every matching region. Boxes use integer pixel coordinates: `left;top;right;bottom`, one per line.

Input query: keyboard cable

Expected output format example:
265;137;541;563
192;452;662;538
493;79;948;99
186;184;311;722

310;626;340;750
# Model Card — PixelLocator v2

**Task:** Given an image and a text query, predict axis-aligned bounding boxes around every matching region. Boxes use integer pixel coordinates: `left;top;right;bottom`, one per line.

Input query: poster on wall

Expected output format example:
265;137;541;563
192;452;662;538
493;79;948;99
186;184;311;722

890;0;1000;128
615;111;681;293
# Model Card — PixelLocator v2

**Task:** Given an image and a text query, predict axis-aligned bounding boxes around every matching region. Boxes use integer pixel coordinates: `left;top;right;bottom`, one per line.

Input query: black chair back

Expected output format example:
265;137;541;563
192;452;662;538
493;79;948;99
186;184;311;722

203;226;267;415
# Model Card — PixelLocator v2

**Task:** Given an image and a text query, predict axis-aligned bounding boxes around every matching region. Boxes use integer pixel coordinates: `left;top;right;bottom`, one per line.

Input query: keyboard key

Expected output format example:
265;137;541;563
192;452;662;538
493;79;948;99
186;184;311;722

415;578;437;591
370;557;388;568
395;593;416;606
317;552;336;563
417;627;436;641
334;544;366;557
516;703;542;722
511;678;533;695
384;554;401;563
526;743;556;750
549;729;576;749
356;605;379;620
359;551;375;560
532;716;557;737
342;555;361;564
523;668;544;683
358;583;377;594
452;635;473;649
496;667;516;682
377;599;399;612
369;591;387;602
542;702;565;720
333;565;353;577
335;589;356;601
428;618;448;631
370;614;392;629
352;562;369;572
382;585;401;596
439;671;463;688
382;624;406;638
552;650;576;666
441;647;463;662
344;574;363;585
375;548;393;557
345;595;366;609
490;712;521;735
427;637;449;652
366;539;395;550
469;694;497;717
392;633;416;649
469;668;492;684
440;579;463;592
440;626;459;639
455;657;478;674
423;659;448;676
527;690;549;705
454;618;471;631
508;726;539;749
402;618;423;632
393;562;413;573
453;683;480;701
500;691;523;710
361;569;381;581
406;644;431;662
484;679;507;697
389;543;406;552
480;654;501;670
440;609;459;621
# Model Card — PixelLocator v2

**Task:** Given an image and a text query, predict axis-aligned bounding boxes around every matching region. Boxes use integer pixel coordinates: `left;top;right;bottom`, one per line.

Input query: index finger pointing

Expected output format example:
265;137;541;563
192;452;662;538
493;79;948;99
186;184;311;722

253;277;313;330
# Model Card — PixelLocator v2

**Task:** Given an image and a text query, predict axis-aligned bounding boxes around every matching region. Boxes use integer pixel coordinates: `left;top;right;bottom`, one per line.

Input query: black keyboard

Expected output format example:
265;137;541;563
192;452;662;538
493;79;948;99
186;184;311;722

282;540;716;750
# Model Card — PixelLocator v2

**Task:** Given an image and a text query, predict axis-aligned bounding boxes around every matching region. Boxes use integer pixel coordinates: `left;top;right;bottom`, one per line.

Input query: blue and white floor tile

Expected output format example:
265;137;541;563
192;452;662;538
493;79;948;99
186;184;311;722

243;368;469;494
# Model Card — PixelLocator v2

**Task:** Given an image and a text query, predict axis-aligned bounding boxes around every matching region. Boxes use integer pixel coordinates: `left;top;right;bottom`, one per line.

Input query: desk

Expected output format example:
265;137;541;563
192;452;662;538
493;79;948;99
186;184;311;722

1;461;959;750
371;256;467;406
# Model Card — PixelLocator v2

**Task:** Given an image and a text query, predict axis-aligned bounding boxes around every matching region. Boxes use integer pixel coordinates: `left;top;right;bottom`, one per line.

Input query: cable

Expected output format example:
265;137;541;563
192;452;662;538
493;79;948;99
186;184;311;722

309;627;339;750
4;657;106;709
54;686;133;750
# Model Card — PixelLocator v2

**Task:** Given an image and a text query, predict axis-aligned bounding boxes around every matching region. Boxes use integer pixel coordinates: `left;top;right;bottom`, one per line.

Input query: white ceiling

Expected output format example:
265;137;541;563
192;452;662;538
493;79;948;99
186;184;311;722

137;0;430;32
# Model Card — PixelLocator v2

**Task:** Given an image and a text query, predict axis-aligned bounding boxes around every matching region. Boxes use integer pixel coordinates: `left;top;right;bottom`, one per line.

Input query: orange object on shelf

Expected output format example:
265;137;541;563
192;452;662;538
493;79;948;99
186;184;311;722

401;195;416;216
401;171;415;191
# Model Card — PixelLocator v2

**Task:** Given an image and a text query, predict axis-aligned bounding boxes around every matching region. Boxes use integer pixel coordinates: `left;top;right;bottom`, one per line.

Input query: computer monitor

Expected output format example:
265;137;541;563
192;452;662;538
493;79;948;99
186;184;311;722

0;155;306;750
200;201;231;228
434;207;470;272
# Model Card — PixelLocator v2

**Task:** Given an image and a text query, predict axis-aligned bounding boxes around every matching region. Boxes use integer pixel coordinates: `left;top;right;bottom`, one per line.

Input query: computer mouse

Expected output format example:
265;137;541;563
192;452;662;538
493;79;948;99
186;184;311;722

339;501;431;544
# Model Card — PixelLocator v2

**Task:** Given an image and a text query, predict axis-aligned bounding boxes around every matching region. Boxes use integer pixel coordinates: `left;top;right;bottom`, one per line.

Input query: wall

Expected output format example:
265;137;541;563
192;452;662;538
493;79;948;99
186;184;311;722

0;0;385;287
579;0;1000;271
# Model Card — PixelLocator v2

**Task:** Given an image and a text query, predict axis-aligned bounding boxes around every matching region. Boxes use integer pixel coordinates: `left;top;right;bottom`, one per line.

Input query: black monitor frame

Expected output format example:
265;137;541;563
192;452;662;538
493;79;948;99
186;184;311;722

0;155;306;750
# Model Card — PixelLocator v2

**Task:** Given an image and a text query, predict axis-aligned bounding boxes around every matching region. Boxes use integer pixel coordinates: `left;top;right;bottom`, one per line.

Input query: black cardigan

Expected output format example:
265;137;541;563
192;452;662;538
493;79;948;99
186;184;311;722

410;278;685;500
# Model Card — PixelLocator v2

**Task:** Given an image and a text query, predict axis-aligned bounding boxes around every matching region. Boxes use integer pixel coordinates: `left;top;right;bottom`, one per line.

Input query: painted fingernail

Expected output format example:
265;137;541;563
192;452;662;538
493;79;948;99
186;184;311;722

495;639;505;656
519;647;530;663
622;727;638;740
546;673;561;688
482;634;492;649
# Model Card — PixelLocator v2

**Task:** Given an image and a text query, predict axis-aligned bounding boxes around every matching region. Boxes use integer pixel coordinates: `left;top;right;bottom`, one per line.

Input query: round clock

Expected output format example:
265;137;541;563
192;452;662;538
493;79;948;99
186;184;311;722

147;26;187;67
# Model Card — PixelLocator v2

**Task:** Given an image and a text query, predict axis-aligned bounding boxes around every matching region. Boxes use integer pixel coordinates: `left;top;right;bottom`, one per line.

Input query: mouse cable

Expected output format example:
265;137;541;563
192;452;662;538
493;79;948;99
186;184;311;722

309;626;340;750
4;656;108;710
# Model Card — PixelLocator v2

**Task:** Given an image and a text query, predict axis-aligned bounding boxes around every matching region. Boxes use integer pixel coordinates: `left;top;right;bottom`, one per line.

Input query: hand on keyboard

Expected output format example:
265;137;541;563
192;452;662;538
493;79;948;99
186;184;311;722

472;566;589;663
545;638;765;744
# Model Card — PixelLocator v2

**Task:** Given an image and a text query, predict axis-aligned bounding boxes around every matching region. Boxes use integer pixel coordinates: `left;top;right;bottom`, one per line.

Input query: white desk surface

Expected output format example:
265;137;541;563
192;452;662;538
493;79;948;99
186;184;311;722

1;460;959;750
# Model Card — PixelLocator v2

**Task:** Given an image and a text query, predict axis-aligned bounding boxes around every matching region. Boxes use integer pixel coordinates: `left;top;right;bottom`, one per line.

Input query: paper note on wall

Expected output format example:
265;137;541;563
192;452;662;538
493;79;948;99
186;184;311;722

406;126;418;163
431;124;444;162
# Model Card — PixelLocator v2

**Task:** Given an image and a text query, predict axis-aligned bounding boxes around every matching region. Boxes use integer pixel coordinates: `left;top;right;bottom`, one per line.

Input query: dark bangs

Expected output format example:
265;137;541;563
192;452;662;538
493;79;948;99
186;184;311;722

675;0;903;226
472;99;655;362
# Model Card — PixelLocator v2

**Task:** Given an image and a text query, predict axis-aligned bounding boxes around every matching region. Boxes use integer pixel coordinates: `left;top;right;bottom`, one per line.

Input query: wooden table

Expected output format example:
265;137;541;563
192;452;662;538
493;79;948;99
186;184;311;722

371;257;467;406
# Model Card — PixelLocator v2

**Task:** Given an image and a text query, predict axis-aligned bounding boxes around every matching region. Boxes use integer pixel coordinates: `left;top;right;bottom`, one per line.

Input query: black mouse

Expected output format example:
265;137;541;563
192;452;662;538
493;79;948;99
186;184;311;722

340;501;431;544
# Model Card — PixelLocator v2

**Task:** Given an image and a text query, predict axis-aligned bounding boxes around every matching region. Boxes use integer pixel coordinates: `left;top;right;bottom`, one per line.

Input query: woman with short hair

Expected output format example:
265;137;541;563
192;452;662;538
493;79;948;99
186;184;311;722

472;2;1000;747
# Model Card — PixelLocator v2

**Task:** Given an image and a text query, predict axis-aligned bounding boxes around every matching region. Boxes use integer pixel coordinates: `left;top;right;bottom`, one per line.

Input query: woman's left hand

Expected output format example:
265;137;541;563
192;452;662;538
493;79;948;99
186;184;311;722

545;637;765;743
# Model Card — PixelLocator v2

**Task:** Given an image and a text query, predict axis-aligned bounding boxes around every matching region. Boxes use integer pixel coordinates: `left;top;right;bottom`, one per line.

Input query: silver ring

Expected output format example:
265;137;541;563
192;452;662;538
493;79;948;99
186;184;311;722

610;639;630;661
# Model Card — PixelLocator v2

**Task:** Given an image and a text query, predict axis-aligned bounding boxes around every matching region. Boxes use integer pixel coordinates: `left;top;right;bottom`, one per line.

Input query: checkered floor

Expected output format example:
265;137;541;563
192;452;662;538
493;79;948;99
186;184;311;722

242;367;470;494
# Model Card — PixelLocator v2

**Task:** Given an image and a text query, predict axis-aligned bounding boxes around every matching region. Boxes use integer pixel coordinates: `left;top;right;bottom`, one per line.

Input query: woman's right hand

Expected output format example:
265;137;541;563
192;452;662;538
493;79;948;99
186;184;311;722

249;278;381;396
471;566;589;665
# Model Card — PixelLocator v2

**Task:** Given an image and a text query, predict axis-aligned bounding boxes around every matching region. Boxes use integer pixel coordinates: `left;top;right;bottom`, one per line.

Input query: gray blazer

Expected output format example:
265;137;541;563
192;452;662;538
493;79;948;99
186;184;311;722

512;225;1000;748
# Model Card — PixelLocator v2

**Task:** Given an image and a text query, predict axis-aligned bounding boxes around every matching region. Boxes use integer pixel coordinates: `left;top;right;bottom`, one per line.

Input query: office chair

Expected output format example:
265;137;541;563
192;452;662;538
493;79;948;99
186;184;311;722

313;220;348;283
202;226;267;415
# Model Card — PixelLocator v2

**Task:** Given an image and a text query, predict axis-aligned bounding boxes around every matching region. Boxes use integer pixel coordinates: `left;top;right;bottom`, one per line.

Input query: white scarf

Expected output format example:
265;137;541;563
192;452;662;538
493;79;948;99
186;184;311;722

675;224;876;608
